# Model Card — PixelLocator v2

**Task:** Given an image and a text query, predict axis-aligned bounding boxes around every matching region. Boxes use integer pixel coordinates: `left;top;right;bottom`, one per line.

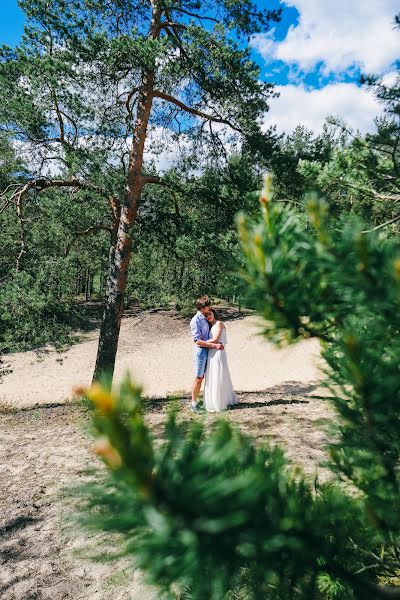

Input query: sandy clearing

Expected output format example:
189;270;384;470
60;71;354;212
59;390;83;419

0;405;159;600
0;308;325;409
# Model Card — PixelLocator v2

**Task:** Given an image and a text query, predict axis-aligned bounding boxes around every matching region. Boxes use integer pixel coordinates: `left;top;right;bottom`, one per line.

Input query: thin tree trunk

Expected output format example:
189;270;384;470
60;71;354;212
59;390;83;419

85;267;90;302
98;271;103;298
178;259;185;288
93;3;161;381
16;195;26;271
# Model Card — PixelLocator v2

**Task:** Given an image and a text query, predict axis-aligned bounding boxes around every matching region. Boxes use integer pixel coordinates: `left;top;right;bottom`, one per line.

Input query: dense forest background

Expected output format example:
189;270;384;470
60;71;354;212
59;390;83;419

2;109;399;353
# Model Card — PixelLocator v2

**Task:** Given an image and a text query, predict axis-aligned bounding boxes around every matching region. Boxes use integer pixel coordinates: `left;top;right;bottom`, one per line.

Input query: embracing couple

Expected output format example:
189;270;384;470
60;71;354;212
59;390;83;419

190;296;237;413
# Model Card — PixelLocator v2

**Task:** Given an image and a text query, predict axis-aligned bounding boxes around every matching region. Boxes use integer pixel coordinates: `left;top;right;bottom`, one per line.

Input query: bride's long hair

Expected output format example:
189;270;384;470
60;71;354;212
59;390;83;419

208;308;219;326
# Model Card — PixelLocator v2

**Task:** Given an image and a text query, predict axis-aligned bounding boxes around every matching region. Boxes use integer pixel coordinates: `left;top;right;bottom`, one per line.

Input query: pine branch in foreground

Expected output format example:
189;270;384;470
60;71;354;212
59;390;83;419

75;374;389;600
237;175;400;535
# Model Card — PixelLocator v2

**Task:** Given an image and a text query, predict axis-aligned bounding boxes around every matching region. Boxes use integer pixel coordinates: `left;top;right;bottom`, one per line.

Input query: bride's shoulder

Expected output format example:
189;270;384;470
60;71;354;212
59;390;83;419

216;320;225;328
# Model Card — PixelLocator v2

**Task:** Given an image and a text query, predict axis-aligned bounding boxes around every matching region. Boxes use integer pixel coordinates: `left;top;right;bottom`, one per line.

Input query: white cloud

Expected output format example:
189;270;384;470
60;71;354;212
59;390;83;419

264;82;384;134
144;125;191;172
252;0;399;75
381;70;399;87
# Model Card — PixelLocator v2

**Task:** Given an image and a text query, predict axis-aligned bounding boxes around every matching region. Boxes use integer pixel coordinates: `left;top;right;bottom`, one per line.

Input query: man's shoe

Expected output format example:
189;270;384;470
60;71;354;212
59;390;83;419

190;404;204;414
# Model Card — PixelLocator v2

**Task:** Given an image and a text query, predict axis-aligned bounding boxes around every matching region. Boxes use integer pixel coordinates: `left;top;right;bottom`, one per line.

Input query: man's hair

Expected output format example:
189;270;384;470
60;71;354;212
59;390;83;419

195;296;211;310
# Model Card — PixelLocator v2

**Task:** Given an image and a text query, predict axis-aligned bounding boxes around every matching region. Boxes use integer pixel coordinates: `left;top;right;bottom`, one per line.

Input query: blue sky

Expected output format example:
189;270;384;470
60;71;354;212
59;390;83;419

1;0;398;134
1;0;25;46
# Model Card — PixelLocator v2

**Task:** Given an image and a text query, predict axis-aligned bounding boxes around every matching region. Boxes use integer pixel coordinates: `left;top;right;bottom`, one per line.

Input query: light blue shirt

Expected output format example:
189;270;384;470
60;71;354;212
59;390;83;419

190;311;210;343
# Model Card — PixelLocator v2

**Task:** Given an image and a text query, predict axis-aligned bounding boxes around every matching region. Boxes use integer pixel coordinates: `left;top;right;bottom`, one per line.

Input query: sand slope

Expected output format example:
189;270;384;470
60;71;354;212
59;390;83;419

0;309;324;408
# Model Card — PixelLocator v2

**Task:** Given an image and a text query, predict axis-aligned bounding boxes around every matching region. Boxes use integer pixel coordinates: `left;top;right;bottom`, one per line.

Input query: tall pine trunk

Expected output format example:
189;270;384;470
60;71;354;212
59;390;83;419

92;4;161;382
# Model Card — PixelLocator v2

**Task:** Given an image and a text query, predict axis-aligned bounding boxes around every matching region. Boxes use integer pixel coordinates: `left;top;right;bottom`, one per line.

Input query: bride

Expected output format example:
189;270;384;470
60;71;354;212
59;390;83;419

203;309;237;412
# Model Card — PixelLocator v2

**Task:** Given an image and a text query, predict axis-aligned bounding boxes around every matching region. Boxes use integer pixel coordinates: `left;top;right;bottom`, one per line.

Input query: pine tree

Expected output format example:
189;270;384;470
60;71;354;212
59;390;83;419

0;0;280;379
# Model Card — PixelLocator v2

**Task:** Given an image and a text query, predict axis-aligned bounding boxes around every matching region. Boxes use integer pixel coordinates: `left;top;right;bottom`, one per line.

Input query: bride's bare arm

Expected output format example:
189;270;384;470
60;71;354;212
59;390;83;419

205;321;224;344
195;323;224;348
196;339;221;348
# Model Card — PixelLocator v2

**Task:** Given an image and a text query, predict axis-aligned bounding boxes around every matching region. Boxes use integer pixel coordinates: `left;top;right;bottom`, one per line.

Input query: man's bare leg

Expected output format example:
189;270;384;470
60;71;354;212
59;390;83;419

191;376;203;407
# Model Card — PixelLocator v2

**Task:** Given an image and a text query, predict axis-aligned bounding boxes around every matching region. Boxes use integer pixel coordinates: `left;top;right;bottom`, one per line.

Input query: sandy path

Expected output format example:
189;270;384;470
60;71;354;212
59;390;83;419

0;405;158;600
0;308;325;409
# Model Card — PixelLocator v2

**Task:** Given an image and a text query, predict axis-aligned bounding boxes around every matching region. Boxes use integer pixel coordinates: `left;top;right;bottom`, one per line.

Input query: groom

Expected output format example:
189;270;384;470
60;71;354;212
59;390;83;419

190;296;224;413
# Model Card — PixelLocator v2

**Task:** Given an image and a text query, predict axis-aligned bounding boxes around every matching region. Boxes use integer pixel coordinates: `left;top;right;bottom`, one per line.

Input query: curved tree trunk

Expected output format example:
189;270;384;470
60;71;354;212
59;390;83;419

92;3;161;382
92;229;131;380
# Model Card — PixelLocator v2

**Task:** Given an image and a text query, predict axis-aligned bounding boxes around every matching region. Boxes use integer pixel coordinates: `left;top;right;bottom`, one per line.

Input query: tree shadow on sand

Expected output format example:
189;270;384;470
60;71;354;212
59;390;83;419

0;515;39;539
257;381;324;396
0;515;43;595
145;381;324;413
229;397;309;410
210;306;251;322
168;305;251;324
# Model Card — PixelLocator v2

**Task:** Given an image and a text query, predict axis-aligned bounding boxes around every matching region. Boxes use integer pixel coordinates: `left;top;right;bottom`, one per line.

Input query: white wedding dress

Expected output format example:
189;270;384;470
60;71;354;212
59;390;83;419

204;322;237;412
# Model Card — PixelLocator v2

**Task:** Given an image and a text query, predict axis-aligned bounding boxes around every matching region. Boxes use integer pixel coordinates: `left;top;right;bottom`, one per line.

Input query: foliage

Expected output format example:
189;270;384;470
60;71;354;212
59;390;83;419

269;39;400;230
0;0;278;161
0;183;110;351
0;271;72;352
126;156;260;306
298;116;400;227
238;174;400;559
267;124;342;206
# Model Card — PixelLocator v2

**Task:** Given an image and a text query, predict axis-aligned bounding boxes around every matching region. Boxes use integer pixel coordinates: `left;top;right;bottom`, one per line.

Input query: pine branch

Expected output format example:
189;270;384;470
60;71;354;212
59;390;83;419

48;85;66;145
0;178;112;214
159;20;187;31
330;565;400;600
152;90;242;132
172;8;219;24
141;174;170;187
65;224;112;256
362;214;400;233
334;178;400;202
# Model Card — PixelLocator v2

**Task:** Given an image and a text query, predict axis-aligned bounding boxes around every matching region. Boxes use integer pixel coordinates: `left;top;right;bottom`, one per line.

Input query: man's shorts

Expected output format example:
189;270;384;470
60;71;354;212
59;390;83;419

193;346;208;378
